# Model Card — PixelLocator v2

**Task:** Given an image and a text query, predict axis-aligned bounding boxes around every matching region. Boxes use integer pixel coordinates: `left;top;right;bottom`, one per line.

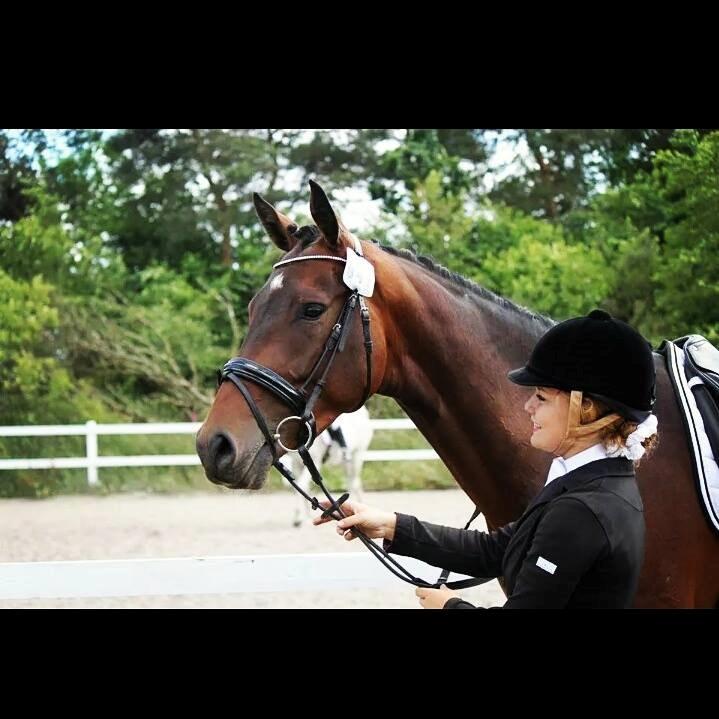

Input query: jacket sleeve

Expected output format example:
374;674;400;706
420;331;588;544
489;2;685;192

383;512;516;579
444;497;608;609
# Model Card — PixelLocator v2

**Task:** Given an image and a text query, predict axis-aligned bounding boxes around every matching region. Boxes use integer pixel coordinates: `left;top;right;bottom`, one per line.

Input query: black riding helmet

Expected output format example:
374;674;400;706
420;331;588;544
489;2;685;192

508;309;656;423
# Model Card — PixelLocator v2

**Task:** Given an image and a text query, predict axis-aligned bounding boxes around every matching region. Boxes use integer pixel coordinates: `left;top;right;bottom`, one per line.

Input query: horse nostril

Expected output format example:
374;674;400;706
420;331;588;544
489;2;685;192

209;432;237;473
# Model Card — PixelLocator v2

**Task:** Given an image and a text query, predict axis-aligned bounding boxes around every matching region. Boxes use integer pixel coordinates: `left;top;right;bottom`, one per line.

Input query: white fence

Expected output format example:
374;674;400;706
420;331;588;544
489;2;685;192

0;419;439;486
0;552;472;600
0;420;452;602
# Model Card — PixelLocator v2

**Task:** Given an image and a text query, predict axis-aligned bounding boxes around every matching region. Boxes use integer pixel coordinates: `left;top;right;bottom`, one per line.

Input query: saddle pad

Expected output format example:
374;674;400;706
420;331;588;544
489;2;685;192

664;341;719;536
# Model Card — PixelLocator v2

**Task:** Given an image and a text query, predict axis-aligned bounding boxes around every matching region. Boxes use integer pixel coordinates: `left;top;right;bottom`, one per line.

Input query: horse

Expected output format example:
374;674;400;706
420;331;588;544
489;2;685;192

279;406;373;527
196;180;719;608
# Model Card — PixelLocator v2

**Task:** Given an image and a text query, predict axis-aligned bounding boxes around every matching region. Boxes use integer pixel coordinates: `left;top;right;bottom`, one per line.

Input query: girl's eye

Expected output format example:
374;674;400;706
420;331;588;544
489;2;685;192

535;393;546;402
302;303;326;319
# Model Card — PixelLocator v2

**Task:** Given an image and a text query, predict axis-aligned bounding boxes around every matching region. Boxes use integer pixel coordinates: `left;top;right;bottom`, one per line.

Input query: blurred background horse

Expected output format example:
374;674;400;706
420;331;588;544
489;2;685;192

279;406;373;526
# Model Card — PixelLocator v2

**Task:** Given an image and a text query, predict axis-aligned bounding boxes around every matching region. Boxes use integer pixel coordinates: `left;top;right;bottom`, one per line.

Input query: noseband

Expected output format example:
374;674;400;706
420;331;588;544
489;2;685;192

217;245;486;590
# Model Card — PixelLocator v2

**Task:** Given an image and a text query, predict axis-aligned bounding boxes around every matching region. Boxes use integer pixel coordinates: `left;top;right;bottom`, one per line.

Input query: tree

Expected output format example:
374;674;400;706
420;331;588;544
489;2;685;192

650;130;719;342
0;130;43;221
369;129;488;214
385;172;612;321
483;129;704;221
64;264;232;420
102;129;283;269
397;170;475;266
557;130;719;343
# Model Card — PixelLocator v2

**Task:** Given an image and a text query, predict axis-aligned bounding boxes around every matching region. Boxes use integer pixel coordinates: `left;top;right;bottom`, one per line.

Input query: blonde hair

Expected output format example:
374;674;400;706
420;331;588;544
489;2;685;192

580;395;658;464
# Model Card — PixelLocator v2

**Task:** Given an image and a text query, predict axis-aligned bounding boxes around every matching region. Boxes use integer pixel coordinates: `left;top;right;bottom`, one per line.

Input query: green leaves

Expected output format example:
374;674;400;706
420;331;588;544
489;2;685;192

0;271;58;371
650;130;719;343
2;127;719;496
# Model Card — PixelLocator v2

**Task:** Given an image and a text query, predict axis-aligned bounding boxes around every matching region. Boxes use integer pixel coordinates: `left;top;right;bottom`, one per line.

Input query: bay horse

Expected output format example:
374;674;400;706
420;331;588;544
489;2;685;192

196;180;719;608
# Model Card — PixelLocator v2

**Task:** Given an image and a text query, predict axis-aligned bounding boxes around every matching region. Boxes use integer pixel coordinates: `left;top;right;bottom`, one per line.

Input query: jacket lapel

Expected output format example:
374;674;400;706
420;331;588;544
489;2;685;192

521;457;634;519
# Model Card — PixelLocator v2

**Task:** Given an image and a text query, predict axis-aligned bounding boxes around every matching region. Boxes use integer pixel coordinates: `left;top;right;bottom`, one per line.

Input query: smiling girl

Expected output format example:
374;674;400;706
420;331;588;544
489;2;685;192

314;309;659;609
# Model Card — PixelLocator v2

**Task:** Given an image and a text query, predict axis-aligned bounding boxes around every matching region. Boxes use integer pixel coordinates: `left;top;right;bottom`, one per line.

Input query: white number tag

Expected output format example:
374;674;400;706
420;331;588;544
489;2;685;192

343;249;375;297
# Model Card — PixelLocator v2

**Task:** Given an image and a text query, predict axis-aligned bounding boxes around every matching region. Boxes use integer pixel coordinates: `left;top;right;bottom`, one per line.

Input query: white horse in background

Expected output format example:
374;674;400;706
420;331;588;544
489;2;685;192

279;405;373;527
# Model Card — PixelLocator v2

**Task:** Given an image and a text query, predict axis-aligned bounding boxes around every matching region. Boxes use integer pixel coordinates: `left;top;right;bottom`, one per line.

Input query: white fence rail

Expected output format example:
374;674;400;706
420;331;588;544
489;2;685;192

0;552;471;600
0;419;439;485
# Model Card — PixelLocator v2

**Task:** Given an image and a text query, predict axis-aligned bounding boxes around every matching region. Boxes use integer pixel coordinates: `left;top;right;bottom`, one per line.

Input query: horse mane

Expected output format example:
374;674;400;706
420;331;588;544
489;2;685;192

291;225;322;249
375;242;555;330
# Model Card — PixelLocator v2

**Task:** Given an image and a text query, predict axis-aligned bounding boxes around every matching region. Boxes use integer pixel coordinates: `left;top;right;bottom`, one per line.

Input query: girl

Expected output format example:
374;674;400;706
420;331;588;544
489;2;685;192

314;309;658;609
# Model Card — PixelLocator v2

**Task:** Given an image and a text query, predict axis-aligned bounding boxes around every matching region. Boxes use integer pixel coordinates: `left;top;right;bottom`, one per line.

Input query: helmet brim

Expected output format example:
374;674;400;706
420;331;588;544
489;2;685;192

507;367;652;423
507;365;564;390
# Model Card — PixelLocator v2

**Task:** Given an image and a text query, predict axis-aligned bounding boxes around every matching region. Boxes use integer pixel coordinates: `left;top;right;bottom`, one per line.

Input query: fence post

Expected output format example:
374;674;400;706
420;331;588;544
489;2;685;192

85;420;98;486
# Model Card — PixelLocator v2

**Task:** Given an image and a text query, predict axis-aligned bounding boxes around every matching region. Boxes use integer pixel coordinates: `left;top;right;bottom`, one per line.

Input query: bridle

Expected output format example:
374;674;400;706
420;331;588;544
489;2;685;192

220;266;372;462
217;242;487;590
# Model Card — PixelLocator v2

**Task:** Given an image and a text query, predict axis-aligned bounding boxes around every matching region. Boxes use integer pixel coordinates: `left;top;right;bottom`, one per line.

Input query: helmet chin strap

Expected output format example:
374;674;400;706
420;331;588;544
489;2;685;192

553;390;622;457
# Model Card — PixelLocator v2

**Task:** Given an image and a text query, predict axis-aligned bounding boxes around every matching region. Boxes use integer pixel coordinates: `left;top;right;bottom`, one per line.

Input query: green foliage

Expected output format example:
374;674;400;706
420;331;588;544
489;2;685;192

650;130;719;343
0;269;68;408
369;129;483;214
481;129;715;221
2;127;718;497
480;228;612;319
398;170;475;265
391;175;610;319
64;264;234;419
559;130;719;344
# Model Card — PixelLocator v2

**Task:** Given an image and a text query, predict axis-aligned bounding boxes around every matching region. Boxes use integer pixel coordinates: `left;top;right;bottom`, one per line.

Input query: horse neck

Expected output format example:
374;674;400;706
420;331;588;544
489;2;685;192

373;251;553;525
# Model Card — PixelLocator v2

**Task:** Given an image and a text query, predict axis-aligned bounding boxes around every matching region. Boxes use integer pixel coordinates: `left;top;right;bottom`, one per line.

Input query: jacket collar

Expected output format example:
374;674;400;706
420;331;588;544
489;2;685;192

523;456;635;517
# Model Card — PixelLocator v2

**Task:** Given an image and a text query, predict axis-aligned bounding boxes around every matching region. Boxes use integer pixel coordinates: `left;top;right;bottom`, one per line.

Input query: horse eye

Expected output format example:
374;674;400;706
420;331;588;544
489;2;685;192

303;303;326;319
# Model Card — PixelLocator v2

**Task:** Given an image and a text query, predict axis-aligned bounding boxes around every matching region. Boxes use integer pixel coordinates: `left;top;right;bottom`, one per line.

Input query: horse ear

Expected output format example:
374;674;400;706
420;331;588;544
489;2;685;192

309;179;343;248
253;193;298;251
